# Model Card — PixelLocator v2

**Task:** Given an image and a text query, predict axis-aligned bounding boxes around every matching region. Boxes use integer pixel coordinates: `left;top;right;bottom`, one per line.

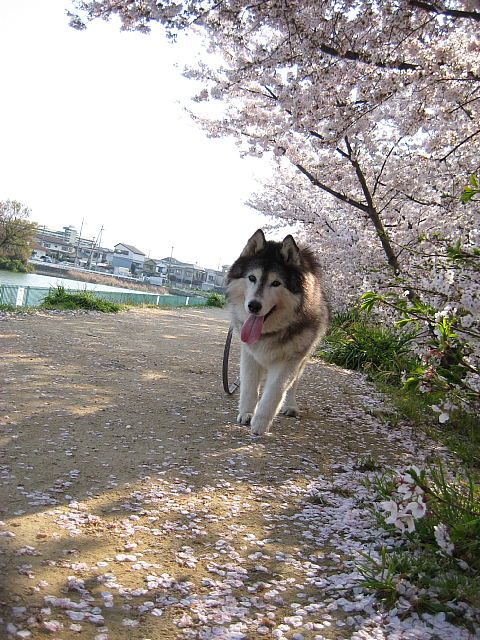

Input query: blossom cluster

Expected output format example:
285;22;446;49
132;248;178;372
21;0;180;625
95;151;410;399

379;466;457;558
380;466;428;534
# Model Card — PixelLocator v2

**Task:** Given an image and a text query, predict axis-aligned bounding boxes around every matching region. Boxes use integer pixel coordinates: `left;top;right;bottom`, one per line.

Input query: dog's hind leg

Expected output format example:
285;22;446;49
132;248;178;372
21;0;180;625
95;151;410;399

281;380;300;417
237;347;262;426
281;361;306;417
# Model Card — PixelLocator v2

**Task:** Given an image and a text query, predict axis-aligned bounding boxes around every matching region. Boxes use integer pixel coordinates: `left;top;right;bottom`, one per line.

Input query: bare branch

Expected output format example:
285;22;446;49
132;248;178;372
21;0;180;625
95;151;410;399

293;162;370;213
438;129;480;162
408;0;480;22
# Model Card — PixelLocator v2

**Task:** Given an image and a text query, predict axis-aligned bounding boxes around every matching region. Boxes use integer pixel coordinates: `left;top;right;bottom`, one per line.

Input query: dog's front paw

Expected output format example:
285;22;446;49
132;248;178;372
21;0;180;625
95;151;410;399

250;416;270;436
237;412;254;426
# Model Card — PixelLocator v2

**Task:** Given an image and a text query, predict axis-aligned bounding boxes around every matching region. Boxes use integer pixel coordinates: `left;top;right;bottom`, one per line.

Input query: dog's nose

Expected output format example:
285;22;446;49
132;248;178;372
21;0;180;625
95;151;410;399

248;300;262;314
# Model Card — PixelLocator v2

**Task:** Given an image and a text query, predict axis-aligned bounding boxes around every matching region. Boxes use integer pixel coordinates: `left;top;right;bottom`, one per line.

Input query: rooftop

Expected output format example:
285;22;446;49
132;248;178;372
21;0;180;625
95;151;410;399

115;243;146;256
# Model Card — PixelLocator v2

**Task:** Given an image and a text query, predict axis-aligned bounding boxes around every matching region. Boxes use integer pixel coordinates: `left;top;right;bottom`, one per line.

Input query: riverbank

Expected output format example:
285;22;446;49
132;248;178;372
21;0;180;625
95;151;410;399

31;263;168;294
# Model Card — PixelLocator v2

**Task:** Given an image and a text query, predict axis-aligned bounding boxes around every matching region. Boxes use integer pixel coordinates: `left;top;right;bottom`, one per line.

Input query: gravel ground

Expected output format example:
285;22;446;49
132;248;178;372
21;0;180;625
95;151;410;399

0;307;478;640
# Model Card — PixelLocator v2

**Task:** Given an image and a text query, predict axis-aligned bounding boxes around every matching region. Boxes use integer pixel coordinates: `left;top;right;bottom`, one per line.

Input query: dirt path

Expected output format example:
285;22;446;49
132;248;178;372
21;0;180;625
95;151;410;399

0;308;475;640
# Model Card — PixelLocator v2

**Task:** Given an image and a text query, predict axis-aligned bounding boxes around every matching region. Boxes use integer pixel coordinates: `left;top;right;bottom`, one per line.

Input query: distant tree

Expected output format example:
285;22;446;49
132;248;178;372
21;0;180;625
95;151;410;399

0;200;37;265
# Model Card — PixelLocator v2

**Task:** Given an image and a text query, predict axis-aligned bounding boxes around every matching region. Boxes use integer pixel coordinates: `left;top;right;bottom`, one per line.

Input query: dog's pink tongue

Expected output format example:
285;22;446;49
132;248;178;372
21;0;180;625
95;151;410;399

241;314;265;344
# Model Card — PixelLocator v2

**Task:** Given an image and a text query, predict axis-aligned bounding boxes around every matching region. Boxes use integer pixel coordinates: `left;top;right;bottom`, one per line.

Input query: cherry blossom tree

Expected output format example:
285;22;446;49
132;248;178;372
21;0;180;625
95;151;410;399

68;0;479;279
69;0;479;408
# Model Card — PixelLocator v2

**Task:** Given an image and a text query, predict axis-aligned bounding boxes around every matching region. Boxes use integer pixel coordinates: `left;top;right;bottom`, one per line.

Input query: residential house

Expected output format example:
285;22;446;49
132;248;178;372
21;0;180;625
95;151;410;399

108;243;146;276
83;246;112;270
202;265;229;292
143;258;170;285
159;257;206;288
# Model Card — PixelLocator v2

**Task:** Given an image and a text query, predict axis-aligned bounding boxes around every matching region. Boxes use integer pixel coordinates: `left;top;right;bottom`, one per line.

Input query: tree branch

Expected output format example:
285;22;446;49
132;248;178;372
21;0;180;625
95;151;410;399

438;128;480;162
293;162;370;213
317;42;420;72
408;0;480;22
344;136;401;273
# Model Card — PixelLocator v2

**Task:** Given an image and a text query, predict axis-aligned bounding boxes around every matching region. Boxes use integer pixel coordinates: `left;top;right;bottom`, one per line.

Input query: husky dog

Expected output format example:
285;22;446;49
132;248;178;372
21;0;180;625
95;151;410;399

226;229;329;436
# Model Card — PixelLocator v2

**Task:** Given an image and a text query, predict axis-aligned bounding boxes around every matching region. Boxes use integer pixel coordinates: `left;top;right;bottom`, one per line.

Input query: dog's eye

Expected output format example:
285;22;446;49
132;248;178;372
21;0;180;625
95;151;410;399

271;280;281;287
248;275;256;283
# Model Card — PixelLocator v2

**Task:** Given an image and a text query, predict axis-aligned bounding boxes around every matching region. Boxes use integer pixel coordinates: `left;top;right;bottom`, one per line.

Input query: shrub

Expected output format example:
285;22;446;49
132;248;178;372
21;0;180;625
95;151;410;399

320;307;480;471
318;309;418;384
0;257;32;272
41;286;121;313
361;290;480;425
206;292;226;308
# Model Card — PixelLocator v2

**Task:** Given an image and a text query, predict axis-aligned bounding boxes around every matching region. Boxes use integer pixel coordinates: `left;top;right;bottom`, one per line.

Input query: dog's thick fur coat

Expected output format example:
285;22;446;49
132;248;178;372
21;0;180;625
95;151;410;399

226;229;329;435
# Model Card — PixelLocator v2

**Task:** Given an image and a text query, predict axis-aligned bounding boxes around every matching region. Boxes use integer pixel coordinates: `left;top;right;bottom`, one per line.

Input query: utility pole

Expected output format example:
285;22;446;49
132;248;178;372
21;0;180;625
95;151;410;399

87;225;103;270
168;245;174;287
74;218;84;267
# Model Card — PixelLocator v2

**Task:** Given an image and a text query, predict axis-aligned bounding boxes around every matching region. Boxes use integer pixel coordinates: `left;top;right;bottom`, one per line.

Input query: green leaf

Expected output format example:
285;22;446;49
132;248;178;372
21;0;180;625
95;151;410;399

360;291;381;313
461;187;476;204
396;317;416;327
462;176;480;203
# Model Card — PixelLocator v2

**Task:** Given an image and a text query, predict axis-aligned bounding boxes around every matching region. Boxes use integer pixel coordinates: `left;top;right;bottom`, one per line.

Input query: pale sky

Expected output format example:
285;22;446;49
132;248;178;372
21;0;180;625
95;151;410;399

0;0;273;269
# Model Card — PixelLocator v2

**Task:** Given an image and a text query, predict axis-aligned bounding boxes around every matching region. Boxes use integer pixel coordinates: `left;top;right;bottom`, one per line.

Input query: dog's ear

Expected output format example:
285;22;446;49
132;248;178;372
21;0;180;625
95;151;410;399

240;229;266;257
280;235;301;265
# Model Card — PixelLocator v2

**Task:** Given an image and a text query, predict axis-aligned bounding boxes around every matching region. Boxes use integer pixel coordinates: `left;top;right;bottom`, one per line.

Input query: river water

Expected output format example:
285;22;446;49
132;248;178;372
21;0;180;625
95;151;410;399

0;269;146;294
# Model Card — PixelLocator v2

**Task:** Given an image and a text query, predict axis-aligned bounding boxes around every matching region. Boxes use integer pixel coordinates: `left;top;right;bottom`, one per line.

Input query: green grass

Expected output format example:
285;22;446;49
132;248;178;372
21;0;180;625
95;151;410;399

376;382;480;475
359;546;480;618
318;308;480;475
317;308;418;384
2;294;213;314
357;546;398;608
41;286;122;313
354;455;382;472
428;411;480;474
318;307;480;616
361;464;480;618
412;467;480;571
